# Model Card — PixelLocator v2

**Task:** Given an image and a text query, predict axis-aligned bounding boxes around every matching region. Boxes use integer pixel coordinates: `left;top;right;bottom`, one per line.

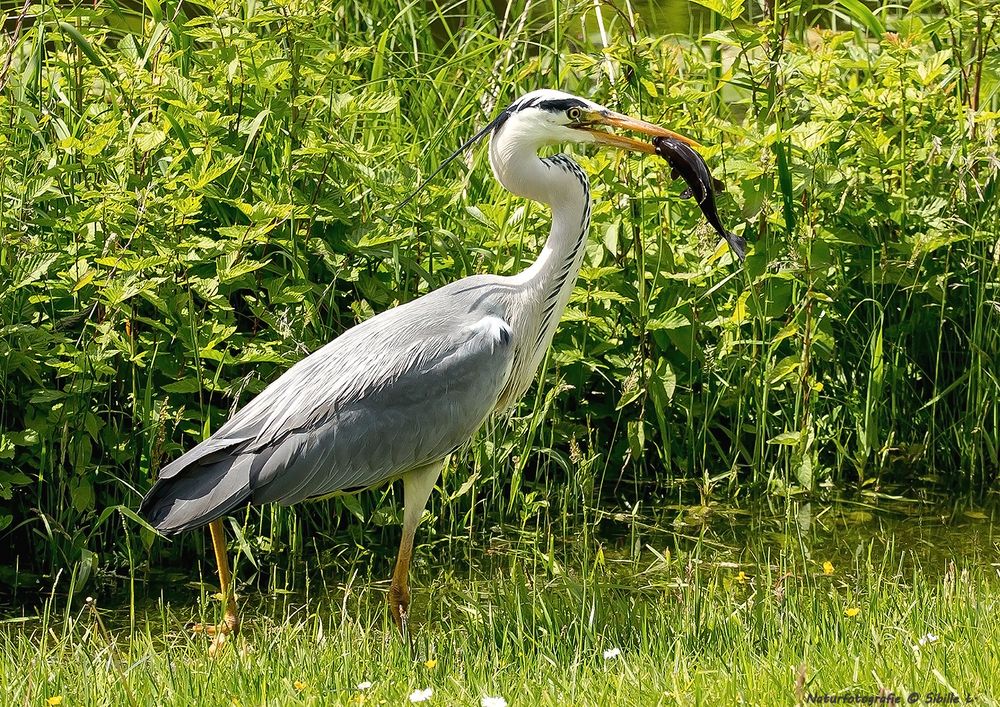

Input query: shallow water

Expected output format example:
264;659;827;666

4;489;997;634
468;491;1000;590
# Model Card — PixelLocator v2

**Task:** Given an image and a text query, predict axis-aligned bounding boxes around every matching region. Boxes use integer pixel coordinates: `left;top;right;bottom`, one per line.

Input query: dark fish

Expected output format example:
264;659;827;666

652;136;746;261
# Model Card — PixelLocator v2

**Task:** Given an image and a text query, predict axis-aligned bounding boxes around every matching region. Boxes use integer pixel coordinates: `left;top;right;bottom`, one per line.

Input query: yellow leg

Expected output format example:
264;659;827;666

389;462;441;634
192;518;240;656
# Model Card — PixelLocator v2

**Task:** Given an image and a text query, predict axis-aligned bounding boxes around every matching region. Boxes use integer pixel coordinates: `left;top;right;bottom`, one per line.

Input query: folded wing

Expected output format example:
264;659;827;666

140;298;515;535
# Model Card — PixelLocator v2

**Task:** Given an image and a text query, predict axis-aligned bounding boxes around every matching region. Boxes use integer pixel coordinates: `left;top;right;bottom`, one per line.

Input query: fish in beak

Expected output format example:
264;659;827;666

653;137;746;261
573;111;747;262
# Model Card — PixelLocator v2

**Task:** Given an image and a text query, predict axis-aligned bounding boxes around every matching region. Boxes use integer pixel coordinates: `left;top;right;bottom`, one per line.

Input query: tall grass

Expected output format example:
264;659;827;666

3;516;1000;705
0;0;998;599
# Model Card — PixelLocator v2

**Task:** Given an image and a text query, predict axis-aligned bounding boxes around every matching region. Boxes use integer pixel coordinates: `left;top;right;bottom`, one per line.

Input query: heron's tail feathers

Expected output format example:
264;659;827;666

139;448;253;535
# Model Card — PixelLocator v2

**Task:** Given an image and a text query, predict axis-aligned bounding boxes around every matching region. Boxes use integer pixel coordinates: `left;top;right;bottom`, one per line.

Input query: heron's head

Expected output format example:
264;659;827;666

490;89;700;158
396;89;701;212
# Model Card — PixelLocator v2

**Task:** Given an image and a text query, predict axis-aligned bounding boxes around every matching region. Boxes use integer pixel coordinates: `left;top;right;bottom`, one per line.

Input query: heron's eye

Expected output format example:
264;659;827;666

566;107;583;122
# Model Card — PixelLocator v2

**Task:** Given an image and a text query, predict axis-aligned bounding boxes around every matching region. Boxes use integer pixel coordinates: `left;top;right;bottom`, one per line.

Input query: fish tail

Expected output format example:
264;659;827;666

726;232;747;262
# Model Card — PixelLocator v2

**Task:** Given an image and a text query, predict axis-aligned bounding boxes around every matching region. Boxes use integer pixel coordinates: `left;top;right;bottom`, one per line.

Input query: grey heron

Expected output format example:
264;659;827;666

140;89;736;651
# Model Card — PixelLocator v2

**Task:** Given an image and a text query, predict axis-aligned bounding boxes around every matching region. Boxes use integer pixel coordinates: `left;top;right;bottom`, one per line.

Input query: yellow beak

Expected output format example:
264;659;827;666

577;110;702;153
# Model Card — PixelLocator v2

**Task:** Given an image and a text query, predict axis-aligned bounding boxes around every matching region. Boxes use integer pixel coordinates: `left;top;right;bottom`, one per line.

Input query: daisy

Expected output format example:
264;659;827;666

409;687;433;703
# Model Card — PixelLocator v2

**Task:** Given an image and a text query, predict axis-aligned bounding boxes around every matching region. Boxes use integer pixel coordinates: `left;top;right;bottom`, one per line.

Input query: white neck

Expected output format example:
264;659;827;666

487;130;591;402
489;138;591;295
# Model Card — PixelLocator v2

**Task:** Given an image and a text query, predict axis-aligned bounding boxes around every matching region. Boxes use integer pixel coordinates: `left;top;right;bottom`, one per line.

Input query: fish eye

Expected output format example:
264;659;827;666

566;107;582;122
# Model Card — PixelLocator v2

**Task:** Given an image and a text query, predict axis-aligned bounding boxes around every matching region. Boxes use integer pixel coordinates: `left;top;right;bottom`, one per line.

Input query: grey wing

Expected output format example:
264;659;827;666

140;303;515;534
248;314;515;504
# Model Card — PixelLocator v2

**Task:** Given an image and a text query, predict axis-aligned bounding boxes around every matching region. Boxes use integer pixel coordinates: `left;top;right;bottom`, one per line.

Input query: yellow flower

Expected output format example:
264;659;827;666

354;695;367;704
294;680;307;692
823;561;834;575
231;699;240;706
47;698;63;706
424;658;438;669
845;607;860;617
736;571;747;584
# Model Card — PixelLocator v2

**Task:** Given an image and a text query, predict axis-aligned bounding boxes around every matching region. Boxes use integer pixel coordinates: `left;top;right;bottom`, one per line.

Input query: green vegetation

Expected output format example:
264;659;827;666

2;0;1000;702
4;504;1000;705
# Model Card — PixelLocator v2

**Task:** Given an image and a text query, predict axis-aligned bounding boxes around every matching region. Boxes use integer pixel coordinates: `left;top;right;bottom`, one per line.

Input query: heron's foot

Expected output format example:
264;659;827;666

388;582;410;634
192;615;240;657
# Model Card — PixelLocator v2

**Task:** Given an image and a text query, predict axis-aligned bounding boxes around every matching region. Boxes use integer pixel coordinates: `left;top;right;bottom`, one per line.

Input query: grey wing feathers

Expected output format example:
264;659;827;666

140;286;515;535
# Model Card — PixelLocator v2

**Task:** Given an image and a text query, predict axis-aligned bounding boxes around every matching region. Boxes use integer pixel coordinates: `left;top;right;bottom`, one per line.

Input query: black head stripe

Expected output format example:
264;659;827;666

493;96;588;135
533;97;588;113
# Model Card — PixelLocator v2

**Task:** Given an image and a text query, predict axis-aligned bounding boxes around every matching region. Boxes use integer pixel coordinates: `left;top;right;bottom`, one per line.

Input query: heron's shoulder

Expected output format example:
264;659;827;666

305;274;510;355
425;272;512;299
384;273;515;322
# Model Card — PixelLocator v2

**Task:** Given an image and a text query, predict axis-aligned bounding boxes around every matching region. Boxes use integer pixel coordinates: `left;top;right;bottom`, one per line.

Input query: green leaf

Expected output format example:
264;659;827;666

143;0;163;22
228;518;259;569
8;253;57;295
616;385;645;411
647;312;691;331
71;478;95;512
768;431;802;446
768;356;801;384
161;378;207;394
824;0;885;37
188;154;241;190
688;0;744;21
796;456;814;489
449;472;480;502
0;436;13;461
773;139;796;233
58;22;107;70
135;126;167;152
339;493;366;522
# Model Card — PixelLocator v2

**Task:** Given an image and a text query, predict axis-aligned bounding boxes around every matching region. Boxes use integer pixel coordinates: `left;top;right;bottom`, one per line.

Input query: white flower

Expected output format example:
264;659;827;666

409;687;433;703
603;647;621;660
357;681;373;690
481;697;507;707
917;633;939;646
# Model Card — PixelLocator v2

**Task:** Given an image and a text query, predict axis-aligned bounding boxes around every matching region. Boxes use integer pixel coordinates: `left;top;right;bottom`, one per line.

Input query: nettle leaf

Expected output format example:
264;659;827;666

187;153;241;191
99;277;155;307
571;288;630;304
647;312;691;331
7;253;58;295
187;276;231;309
218;255;269;284
161;377;226;394
0;469;32;498
578;265;620;281
0;436;14;461
135;125;167;152
94;255;170;272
